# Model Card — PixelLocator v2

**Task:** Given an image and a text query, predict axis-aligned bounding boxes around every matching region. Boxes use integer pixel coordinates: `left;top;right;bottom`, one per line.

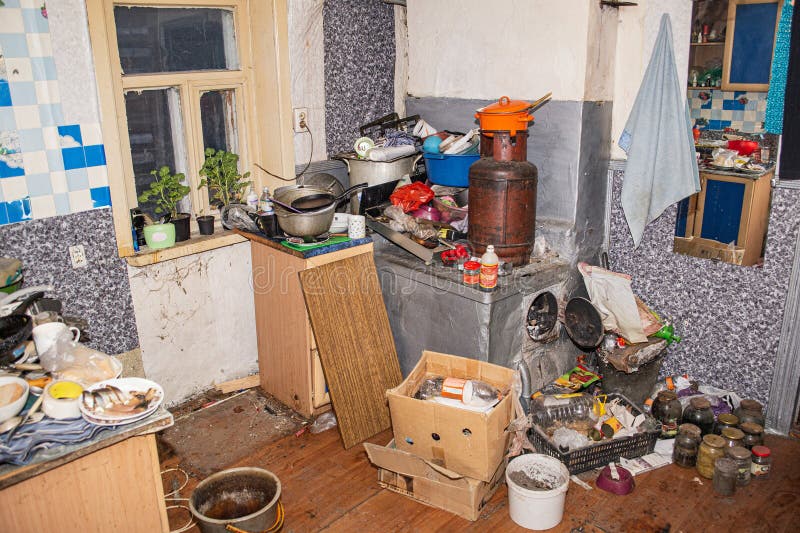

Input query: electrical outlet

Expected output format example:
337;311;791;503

69;245;88;269
293;107;309;133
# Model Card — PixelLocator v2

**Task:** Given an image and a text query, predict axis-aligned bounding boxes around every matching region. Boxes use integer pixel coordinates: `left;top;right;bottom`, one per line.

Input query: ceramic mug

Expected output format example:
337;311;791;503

32;322;80;356
33;311;63;327
348;215;366;239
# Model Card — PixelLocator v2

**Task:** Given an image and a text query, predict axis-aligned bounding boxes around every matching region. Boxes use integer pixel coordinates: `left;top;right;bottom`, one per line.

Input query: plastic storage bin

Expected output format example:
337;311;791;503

423;153;480;187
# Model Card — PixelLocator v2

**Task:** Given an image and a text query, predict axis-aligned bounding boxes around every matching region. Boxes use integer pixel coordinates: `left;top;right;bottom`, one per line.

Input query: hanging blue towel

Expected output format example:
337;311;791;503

619;14;700;247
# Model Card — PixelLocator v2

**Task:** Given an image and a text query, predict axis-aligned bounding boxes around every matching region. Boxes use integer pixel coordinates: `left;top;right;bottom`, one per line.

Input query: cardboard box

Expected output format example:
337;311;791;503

386;351;515;481
364;440;506;521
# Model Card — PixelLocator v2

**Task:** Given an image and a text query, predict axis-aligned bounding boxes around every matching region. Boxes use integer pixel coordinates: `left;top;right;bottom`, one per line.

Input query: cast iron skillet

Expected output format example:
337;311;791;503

290;183;367;212
0;292;44;366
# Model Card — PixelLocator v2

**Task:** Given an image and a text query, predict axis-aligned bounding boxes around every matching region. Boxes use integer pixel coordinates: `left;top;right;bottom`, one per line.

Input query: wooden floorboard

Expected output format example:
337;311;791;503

162;418;800;533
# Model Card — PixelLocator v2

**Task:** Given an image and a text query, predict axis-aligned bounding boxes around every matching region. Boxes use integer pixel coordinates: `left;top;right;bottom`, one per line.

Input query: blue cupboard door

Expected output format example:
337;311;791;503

700;179;745;244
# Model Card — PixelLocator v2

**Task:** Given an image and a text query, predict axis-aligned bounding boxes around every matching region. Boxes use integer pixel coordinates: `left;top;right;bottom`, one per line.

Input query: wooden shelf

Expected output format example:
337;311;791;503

691;41;725;46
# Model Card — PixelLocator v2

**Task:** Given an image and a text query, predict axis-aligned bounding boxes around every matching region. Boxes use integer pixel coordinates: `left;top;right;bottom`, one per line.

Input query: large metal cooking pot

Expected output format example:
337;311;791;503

338;152;423;187
273;186;336;237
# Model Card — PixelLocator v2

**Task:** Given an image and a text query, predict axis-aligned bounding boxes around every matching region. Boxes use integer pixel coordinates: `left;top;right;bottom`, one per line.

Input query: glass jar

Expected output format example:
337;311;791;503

652;390;682;438
751;445;772;479
697;434;726;479
735;399;765;427
673;425;700;467
725;446;752;486
682;397;715;436
714;413;739;435
740;422;764;449
721;427;745;449
463;261;480;286
713;457;738;496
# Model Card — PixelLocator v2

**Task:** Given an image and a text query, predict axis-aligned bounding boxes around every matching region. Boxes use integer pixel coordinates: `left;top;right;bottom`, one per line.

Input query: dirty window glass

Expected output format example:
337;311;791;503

114;7;238;75
200;89;239;203
125;88;189;219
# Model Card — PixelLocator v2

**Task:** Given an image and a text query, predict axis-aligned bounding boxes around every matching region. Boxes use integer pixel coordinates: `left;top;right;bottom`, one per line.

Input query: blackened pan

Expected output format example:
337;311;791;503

0;292;44;366
290;183;367;212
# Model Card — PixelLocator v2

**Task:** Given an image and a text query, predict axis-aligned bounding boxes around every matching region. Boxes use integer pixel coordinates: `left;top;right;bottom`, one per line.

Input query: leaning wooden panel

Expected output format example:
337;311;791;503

299;253;402;448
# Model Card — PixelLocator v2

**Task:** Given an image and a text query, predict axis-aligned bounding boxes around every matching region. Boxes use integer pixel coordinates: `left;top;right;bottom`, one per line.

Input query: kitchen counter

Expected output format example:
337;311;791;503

698;162;775;179
0;408;173;531
234;228;372;258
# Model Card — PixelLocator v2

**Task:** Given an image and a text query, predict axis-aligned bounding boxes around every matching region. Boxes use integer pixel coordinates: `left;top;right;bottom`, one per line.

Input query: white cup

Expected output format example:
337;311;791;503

348;214;366;239
32;322;80;356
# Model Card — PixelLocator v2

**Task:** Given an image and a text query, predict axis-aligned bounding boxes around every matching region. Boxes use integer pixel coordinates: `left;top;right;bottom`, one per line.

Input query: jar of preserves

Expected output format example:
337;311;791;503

714;413;739;435
740;422;764;449
721;427;745;449
463;261;480;286
682;397;715;435
725;446;752;486
734;399;765;427
697;434;726;478
751;445;772;479
652;390;682;438
713;457;738;496
673;425;700;467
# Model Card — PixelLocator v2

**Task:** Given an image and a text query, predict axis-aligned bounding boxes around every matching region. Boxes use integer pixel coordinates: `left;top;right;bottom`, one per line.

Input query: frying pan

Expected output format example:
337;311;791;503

290;183;367;212
0;292;44;366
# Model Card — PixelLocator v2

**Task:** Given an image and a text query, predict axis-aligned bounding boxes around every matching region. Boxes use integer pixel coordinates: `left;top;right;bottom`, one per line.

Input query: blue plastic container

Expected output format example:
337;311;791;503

423;153;480;187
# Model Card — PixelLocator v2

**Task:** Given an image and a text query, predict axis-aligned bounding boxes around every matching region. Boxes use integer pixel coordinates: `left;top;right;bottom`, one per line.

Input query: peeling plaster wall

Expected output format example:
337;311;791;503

127;243;258;404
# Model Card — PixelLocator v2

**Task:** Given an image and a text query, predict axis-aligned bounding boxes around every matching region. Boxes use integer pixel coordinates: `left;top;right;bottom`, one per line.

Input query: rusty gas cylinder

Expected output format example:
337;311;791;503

468;131;537;266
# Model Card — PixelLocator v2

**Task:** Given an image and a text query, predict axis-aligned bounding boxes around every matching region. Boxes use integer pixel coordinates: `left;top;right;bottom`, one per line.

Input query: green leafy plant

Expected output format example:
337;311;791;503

199;148;251;207
137;166;191;221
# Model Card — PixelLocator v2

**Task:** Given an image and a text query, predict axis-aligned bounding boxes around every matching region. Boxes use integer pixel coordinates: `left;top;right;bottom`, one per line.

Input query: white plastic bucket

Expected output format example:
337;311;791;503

506;454;570;530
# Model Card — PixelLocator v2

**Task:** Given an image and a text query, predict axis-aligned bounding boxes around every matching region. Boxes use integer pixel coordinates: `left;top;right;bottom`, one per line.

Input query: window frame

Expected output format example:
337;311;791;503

86;0;295;258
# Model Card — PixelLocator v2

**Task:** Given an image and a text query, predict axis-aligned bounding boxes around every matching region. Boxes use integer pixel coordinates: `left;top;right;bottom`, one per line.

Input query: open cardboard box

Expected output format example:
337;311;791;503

386;351;515;481
364;439;506;521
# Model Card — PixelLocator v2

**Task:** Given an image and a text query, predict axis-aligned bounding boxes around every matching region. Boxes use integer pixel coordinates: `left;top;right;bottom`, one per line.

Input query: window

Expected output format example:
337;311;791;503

87;0;295;258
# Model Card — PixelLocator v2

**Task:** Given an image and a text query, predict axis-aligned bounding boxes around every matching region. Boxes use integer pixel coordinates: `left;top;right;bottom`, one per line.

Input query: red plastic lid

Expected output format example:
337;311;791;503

464;261;480;270
751;445;771;457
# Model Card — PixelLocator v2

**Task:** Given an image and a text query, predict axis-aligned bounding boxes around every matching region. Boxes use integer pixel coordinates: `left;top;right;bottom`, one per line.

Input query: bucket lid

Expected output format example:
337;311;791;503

477;96;532;115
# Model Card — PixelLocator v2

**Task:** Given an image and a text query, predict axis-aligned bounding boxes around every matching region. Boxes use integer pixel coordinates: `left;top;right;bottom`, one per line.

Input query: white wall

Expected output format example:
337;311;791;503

406;0;592;101
610;0;693;158
127;243;258;404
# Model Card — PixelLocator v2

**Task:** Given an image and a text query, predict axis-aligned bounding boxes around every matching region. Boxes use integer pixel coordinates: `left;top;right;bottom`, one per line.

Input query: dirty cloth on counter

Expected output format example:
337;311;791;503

0;416;112;465
618;14;700;247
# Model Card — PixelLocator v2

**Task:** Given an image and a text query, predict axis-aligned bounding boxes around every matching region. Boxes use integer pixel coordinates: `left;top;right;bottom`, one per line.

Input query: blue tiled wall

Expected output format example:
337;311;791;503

688;89;768;133
0;3;110;226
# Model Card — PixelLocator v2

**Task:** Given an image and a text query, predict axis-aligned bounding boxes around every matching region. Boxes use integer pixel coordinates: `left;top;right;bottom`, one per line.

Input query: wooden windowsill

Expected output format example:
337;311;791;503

125;229;248;267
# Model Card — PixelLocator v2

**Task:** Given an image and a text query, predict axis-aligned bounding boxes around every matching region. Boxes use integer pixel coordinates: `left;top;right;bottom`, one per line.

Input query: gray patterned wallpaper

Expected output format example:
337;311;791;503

0;208;138;355
323;0;396;155
608;170;800;405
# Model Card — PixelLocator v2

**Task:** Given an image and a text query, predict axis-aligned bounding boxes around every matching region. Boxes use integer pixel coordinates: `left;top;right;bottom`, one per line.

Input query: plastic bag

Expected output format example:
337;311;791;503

711;148;739;168
390;182;434;213
309;411;337;434
40;336;121;387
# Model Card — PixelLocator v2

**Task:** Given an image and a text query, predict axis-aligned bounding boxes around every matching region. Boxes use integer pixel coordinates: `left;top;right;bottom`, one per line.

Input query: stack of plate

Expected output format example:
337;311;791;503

79;377;164;427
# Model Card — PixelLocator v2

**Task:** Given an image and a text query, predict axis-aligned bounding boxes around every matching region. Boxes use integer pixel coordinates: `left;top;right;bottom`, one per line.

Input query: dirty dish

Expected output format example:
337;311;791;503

596;463;635;495
0;376;29;423
79;377;163;423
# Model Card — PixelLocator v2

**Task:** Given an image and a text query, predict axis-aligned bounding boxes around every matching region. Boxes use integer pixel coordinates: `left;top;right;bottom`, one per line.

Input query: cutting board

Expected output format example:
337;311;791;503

299;253;402;448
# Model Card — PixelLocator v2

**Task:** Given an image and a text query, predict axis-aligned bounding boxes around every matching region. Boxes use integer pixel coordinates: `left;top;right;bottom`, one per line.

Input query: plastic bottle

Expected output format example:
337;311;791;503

479;245;499;292
530;392;595;428
259;187;273;214
246;186;259;209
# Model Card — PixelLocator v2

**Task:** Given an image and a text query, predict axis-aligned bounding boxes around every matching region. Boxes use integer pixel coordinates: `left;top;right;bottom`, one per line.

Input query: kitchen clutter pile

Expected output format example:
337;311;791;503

0;279;164;466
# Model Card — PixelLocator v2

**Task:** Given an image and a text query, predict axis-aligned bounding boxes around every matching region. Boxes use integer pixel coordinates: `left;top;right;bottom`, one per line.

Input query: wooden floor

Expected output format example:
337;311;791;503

161;421;800;533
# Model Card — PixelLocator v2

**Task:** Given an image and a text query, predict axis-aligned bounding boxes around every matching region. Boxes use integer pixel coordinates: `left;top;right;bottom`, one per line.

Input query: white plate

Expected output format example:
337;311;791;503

82;408;154;427
79;377;164;423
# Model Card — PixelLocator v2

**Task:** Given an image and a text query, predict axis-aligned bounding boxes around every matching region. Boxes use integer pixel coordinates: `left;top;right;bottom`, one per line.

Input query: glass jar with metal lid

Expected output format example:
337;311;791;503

725;446;752;486
714;413;739;435
682;397;715;435
673;424;701;467
697;434;726;478
734;399;765;427
721;427;745;449
751;445;772;479
652;390;682;438
740;422;764;449
713;457;738;496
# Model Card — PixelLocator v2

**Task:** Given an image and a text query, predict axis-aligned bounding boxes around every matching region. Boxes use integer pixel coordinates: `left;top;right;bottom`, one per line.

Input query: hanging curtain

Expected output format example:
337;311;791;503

765;0;794;133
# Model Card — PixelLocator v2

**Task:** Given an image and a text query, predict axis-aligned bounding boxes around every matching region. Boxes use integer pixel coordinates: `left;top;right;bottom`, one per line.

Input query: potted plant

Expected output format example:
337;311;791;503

137;166;191;248
199;148;251;207
197;209;215;235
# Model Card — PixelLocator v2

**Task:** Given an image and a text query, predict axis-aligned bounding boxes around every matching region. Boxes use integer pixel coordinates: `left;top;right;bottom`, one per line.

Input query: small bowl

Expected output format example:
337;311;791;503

596;464;635;495
410;205;441;222
0;376;30;423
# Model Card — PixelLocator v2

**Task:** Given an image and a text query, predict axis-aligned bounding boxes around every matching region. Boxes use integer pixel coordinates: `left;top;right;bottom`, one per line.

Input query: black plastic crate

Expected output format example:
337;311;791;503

527;392;660;474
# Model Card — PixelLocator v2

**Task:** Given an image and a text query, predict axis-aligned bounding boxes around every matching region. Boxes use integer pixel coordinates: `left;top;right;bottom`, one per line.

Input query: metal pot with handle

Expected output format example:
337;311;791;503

337;152;423;187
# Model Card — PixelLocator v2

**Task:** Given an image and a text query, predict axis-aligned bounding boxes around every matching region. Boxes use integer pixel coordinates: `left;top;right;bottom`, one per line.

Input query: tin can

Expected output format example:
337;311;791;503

463;261;480;286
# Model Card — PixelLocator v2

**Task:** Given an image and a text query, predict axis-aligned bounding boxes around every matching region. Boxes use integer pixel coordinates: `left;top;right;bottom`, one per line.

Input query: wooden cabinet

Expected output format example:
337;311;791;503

673;169;773;266
249;238;374;417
